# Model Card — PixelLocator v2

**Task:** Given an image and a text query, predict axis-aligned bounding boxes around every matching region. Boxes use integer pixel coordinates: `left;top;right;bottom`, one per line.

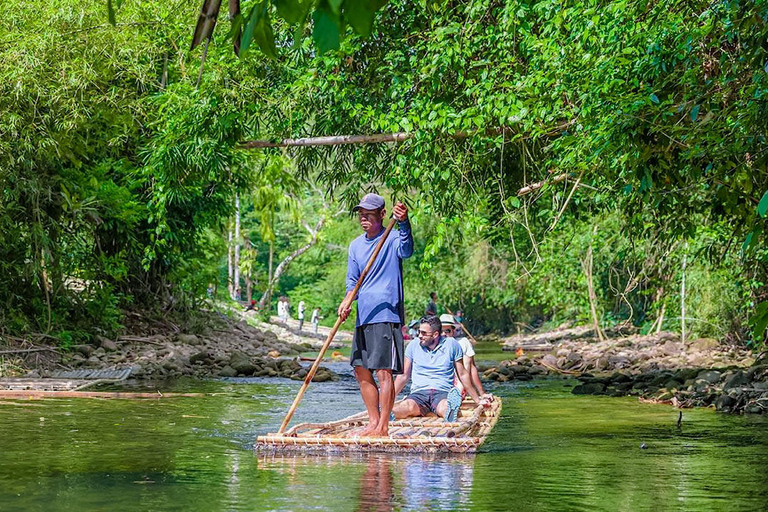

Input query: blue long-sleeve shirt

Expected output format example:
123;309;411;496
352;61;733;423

345;220;414;327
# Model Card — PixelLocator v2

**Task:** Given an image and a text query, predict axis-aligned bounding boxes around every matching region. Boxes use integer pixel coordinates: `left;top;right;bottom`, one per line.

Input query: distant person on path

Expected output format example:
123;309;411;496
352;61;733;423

392;316;490;421
297;300;306;330
311;307;322;334
425;292;438;316
440;314;487;399
245;299;258;312
277;297;289;322
338;193;414;437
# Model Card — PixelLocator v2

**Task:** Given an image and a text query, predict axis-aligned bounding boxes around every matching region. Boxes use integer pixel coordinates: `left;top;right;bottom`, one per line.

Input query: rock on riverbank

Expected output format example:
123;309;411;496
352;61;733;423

572;357;768;415
7;310;340;383
483;324;763;414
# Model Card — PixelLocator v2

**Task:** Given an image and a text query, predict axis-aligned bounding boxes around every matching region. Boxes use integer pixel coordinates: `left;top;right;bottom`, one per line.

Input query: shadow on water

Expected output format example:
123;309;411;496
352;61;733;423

1;362;768;511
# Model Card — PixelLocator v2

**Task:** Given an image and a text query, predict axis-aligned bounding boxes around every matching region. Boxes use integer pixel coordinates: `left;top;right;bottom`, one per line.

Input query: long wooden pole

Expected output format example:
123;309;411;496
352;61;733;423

277;218;398;434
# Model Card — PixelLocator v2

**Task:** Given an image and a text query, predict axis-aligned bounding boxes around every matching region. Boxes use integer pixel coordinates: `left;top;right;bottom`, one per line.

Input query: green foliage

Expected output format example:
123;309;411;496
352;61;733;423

3;0;767;348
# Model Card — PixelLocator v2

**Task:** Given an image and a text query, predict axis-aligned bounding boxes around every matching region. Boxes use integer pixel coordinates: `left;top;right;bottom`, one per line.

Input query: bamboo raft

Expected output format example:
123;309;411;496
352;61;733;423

256;395;501;454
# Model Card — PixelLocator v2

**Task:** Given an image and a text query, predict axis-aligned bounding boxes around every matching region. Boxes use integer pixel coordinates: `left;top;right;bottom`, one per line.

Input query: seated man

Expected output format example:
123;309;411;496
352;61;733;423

393;316;490;422
439;314;488;399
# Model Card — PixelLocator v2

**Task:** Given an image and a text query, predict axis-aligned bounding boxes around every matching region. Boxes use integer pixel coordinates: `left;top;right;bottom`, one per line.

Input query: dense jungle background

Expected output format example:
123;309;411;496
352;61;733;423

1;0;767;347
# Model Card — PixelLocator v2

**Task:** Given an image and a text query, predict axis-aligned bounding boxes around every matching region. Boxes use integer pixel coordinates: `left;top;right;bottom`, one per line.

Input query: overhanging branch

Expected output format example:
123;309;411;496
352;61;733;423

517;173;570;196
239;127;510;150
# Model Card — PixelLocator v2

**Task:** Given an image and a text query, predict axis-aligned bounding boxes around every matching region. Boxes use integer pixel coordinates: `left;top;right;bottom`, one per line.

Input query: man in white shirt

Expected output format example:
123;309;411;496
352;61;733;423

297;300;306;330
440;314;486;399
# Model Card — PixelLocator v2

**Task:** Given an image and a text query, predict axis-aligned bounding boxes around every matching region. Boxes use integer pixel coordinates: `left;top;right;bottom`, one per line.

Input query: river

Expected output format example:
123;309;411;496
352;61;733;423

1;362;767;511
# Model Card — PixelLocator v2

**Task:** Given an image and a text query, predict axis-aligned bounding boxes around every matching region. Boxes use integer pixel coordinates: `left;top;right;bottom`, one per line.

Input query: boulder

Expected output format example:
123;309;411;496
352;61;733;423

189;351;209;364
229;352;256;375
73;344;94;357
177;334;201;345
715;394;737;412
687;338;720;351
541;354;558;367
219;366;238;378
696;370;722;384
97;336;119;352
661;340;682;356
723;370;750;391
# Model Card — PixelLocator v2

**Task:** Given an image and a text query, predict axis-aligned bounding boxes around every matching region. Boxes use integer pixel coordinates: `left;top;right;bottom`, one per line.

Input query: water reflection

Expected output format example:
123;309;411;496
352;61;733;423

400;456;475;511
257;453;476;511
357;456;394;512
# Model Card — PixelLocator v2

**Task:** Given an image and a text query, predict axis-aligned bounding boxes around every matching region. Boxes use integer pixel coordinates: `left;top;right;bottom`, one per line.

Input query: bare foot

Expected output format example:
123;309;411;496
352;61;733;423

367;427;389;438
357;423;379;437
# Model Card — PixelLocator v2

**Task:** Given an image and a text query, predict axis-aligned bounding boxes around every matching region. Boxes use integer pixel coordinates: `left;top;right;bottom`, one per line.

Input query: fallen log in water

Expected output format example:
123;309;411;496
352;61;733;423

0;390;204;399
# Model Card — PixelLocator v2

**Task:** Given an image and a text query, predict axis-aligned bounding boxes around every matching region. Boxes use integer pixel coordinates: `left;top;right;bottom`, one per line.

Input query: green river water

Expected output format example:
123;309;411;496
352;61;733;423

2;359;768;511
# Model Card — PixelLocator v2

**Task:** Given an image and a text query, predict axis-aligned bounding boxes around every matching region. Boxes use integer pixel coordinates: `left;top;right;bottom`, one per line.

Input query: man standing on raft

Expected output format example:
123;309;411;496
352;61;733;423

338;193;413;437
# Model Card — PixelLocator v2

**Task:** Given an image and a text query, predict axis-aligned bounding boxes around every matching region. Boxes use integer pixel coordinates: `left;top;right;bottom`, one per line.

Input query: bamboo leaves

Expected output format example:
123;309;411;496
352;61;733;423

241;1;277;58
185;0;391;59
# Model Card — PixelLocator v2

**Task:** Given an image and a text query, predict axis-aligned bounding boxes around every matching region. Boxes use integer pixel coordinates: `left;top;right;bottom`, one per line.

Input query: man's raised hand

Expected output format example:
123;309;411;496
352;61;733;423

392;201;408;222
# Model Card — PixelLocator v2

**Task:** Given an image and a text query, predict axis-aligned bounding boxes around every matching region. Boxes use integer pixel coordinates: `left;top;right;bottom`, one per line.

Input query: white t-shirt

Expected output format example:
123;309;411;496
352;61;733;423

298;301;306;319
454;336;475;393
456;336;474;358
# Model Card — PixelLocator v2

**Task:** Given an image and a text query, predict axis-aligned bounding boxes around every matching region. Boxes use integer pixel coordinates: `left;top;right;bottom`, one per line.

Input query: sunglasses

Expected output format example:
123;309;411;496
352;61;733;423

418;330;436;337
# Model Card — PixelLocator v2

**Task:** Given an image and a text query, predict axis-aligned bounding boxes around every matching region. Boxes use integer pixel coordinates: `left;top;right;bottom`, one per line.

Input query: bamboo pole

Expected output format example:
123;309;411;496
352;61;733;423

445;307;478;345
277;218;398;434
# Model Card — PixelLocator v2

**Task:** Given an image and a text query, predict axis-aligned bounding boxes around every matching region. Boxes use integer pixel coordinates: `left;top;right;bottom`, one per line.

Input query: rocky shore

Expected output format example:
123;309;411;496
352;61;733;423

482;325;764;414
2;309;341;383
571;359;768;414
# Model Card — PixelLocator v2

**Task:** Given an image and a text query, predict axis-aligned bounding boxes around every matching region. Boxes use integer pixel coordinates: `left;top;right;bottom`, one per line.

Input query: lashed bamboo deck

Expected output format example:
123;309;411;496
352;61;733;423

256;396;501;454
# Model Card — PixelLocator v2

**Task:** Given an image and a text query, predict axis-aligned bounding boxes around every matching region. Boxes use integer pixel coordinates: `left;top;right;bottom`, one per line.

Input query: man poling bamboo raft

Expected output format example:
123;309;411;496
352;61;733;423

256;194;501;454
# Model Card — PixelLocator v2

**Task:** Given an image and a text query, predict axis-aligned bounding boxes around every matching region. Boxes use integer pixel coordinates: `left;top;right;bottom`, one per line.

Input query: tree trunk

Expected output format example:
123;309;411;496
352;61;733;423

681;243;688;343
233;193;241;301
582;227;605;342
267;238;274;307
259;218;325;310
227;224;233;298
655;303;666;334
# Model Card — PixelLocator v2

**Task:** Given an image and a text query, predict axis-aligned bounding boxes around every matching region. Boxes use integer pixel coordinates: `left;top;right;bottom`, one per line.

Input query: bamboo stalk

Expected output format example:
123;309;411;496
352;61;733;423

277;219;398;434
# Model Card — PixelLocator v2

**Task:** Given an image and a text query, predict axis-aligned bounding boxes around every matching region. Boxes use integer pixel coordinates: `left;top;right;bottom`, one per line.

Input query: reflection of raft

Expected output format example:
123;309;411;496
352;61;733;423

255;396;501;454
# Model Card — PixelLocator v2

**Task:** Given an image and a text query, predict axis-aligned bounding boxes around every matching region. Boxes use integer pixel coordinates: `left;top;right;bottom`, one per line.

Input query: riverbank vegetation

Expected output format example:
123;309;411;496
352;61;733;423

1;0;766;349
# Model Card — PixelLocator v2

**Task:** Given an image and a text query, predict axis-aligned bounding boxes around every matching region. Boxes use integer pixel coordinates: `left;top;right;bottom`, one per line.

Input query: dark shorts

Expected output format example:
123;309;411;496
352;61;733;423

406;389;449;415
351;322;404;374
